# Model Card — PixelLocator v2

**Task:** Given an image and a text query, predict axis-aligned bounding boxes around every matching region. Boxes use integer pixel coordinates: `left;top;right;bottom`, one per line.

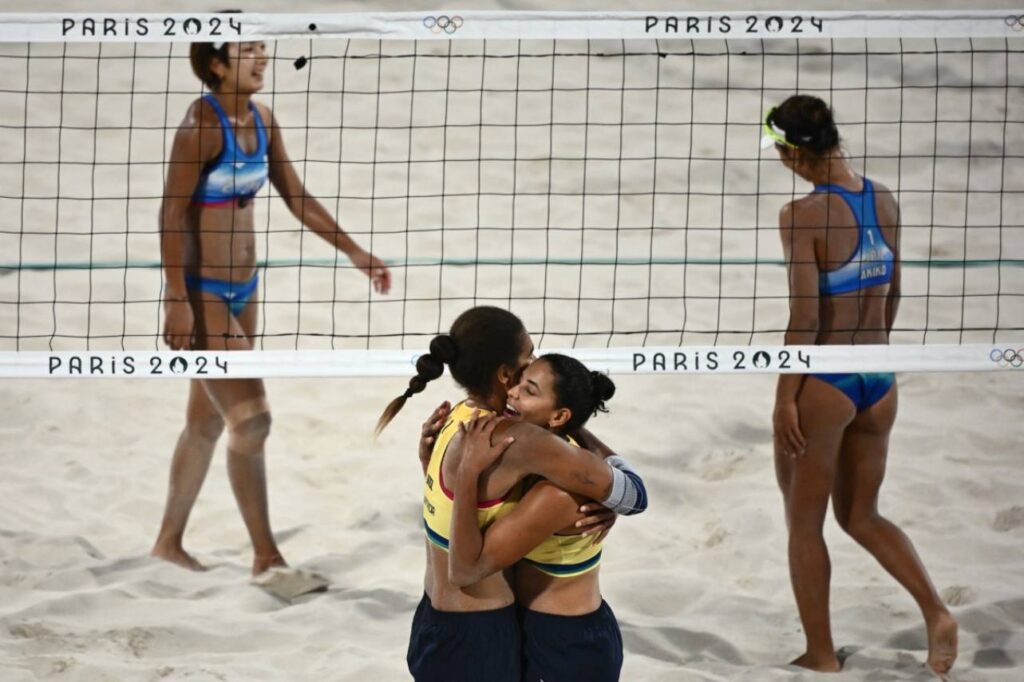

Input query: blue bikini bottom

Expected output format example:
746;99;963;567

185;273;259;317
810;373;895;412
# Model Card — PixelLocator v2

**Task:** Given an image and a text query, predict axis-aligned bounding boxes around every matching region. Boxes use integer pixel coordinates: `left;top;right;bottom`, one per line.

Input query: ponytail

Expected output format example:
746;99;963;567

375;305;528;436
375;334;457;436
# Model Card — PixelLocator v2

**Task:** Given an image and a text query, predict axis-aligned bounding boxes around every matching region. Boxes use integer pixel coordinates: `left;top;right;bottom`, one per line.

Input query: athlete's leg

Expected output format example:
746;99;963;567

208;288;283;575
193;287;284;575
775;377;856;672
152;379;225;570
201;377;281;575
831;384;957;674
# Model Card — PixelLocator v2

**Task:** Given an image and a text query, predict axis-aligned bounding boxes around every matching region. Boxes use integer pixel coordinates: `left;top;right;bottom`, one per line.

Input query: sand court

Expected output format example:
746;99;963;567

1;2;1023;680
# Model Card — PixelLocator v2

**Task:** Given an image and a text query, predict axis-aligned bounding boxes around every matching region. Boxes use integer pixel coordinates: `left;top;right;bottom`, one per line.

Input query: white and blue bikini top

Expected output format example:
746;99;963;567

192;94;268;206
815;178;895;296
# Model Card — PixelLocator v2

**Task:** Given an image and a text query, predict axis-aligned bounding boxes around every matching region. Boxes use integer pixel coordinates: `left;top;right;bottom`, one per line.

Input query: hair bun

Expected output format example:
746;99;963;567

428;334;459;365
590;371;616;405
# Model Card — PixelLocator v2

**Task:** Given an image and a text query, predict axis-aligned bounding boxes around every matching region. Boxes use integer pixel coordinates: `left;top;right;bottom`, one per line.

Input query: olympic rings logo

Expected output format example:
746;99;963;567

989;348;1024;368
1005;15;1024;31
423;15;464;34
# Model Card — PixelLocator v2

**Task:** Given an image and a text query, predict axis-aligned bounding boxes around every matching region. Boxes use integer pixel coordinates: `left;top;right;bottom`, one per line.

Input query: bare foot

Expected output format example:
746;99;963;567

791;651;841;673
926;611;958;675
253;552;287;576
151;543;206;571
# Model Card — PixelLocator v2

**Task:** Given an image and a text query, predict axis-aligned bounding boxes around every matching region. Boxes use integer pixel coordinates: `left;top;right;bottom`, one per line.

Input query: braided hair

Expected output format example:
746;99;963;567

376;306;527;435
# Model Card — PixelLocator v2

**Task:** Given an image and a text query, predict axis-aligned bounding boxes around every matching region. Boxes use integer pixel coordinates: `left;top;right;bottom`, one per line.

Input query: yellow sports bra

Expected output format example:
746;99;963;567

521;436;603;578
422;401;522;551
422;403;602;579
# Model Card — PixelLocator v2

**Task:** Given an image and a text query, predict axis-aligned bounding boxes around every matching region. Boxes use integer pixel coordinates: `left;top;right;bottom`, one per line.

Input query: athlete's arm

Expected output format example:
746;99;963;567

424;405;621;533
569;426;615;459
885;204;902;335
448;417;582;587
489;420;648;516
264;108;390;294
564;426;619;540
451;482;583;587
774;201;822;457
418;401;451;474
159;101;219;350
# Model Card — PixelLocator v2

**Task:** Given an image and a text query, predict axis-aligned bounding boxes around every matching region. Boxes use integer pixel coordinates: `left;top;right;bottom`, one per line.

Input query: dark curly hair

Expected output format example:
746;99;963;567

537;353;615;434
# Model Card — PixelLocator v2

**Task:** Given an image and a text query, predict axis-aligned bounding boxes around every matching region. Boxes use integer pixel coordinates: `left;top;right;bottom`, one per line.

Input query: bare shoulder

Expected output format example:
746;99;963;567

252;100;275;127
870;178;896;205
780;194;827;236
778;199;795;224
175;97;222;159
869;179;900;224
796;191;831;214
186;96;221;130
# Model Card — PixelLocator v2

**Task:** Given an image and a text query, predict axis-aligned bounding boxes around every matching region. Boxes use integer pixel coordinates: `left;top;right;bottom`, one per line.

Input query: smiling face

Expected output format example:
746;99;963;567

504;359;571;432
211;41;268;94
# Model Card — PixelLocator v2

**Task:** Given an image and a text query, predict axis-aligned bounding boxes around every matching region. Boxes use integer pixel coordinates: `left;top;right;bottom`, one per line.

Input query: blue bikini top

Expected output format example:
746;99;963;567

815;178;895;296
192;94;268;206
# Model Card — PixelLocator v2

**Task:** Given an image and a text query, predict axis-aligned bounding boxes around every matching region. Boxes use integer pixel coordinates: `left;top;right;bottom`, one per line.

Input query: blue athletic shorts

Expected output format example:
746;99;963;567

407;593;521;682
521;600;623;682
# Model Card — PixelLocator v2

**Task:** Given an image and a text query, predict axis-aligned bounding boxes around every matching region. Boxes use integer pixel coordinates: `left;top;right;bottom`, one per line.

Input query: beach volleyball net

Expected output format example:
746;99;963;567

0;11;1022;377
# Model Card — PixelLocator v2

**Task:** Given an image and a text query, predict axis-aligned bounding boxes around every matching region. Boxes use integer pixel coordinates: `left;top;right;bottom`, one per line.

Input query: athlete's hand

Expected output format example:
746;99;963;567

163;298;196;351
419;401;451;473
351;249;392;295
773;400;806;458
458;411;514;475
576;503;617;543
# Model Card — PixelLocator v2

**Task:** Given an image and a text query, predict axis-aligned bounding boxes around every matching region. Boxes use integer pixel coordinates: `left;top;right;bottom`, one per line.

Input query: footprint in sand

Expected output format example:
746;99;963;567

703;523;728;549
941;585;977;607
698;451;751;482
993;506;1024;532
50;658;75;674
